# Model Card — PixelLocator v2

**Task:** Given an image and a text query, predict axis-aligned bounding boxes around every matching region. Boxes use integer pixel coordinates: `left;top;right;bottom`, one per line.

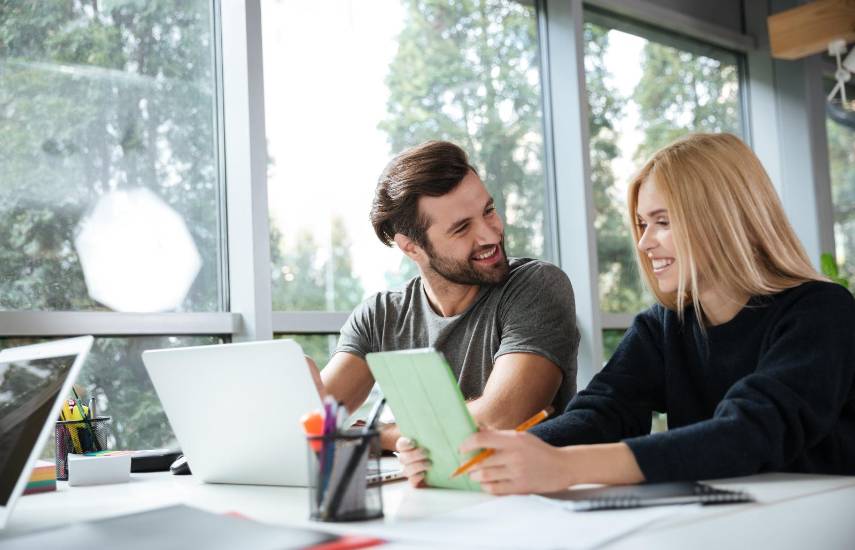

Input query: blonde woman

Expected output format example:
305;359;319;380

396;133;855;493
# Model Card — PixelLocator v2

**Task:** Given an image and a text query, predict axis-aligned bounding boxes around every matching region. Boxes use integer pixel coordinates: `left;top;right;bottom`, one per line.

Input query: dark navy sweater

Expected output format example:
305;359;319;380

530;281;855;482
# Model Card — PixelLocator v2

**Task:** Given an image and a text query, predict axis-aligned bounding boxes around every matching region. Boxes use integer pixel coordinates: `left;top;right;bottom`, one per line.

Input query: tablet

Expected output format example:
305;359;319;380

366;348;480;491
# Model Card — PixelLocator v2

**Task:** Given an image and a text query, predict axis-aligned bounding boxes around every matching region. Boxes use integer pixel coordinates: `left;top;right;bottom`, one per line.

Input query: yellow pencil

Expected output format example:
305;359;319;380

451;407;553;478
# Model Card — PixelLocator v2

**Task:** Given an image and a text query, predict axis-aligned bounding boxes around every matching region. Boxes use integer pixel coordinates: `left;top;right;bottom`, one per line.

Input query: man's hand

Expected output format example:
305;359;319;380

396;436;430;488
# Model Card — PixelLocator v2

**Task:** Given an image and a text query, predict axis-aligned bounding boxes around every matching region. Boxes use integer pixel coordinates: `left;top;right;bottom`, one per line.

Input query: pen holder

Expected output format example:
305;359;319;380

54;416;112;481
306;429;384;522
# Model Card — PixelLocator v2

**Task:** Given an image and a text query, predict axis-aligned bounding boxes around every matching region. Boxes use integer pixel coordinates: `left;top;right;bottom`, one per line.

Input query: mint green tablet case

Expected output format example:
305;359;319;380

366;349;480;491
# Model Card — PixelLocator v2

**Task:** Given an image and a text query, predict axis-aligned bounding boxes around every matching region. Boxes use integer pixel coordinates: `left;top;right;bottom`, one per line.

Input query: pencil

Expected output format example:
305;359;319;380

451;407;553;478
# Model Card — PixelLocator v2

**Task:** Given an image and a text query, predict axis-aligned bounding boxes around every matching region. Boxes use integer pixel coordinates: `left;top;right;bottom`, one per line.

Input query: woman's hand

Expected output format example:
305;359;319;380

396;436;430;488
459;428;574;495
460;430;645;495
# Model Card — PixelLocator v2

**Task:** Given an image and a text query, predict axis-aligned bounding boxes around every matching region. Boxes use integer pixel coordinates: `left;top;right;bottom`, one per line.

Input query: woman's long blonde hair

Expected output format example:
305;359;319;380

627;133;824;322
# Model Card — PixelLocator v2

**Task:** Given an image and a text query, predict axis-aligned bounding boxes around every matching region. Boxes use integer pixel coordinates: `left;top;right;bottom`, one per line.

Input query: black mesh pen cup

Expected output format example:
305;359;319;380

55;416;112;480
307;429;384;522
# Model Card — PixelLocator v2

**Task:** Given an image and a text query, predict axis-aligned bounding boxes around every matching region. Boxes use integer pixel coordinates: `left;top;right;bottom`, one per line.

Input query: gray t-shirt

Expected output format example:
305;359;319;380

336;258;579;411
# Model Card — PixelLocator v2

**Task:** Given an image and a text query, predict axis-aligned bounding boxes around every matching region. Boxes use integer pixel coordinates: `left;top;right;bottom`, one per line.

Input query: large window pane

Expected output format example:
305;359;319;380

1;336;221;455
0;1;223;312
827;116;855;289
584;12;744;315
263;0;550;311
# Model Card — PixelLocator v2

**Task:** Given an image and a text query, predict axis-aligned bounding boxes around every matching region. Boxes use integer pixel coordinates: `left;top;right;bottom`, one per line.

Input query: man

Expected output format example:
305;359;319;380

318;140;579;453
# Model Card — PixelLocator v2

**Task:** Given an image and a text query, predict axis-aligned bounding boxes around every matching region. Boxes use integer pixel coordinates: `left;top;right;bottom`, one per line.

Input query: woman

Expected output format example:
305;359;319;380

397;133;855;494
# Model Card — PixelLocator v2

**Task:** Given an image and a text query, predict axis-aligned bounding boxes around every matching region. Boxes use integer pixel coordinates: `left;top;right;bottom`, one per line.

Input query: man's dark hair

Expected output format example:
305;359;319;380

370;141;477;248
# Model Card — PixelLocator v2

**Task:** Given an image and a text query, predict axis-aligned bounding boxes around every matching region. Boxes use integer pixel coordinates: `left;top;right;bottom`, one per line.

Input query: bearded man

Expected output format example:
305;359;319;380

315;141;579;451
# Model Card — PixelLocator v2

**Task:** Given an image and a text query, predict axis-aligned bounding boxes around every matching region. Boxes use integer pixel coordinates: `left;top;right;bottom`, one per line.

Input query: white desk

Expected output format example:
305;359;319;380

3;470;855;549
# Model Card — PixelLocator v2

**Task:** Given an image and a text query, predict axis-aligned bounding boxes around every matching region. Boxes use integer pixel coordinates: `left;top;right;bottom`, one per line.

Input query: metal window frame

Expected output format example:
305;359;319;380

0;312;239;337
584;0;755;53
541;0;604;389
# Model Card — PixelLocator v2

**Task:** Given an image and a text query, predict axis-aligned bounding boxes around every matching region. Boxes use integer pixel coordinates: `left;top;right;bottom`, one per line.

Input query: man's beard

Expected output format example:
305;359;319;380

426;240;510;286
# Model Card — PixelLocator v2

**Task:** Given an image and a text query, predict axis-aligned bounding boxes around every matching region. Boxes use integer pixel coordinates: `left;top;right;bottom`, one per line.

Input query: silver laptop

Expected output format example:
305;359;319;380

0;336;94;529
142;339;323;487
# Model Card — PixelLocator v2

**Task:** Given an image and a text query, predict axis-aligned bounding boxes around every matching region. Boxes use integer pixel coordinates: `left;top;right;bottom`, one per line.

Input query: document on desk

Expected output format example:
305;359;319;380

2;505;334;550
360;495;684;549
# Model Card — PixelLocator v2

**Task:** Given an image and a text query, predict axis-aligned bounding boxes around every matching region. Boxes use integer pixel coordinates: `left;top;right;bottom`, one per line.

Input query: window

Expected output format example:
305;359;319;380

1;1;225;450
262;0;552;315
0;1;223;312
826;116;855;289
583;11;745;353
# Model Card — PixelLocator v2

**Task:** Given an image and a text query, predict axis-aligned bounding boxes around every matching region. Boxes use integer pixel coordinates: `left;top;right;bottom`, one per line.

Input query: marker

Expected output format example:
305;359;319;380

301;411;324;452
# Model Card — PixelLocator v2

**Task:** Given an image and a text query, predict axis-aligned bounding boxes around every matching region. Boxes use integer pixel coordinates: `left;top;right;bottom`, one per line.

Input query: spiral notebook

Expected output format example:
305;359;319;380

544;481;754;511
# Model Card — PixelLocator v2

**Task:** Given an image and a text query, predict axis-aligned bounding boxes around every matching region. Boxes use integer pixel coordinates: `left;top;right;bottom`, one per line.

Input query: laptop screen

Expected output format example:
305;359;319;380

0;354;78;506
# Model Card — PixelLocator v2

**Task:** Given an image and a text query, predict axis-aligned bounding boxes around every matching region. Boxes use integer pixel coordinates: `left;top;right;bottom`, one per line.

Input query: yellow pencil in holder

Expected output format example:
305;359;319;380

59;400;86;453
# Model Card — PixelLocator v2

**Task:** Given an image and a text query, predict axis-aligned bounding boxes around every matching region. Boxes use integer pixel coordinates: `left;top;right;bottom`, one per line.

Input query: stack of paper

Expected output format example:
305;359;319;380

23;460;56;496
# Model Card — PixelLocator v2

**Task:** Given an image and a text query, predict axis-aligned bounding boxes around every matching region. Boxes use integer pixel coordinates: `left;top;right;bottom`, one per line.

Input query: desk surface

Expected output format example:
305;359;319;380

4;468;855;549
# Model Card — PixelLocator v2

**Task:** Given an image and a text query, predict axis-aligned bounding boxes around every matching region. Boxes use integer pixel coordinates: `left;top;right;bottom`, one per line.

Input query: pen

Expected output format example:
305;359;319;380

72;387;101;452
364;397;386;432
450;407;553;478
319;397;337;511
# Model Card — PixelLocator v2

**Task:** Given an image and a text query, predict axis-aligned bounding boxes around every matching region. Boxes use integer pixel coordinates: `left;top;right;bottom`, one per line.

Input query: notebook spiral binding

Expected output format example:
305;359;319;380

571;484;754;511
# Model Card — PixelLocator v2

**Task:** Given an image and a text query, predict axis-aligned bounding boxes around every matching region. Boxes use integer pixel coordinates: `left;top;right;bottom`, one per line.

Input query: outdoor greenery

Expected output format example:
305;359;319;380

826;118;855;290
0;0;221;312
1;0;221;449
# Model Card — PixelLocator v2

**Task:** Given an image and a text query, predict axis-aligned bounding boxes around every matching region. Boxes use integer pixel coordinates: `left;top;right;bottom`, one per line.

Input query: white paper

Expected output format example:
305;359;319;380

358;494;680;549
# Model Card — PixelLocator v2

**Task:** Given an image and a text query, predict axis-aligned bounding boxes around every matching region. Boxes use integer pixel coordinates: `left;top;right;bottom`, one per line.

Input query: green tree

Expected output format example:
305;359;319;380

633;42;741;162
826;118;855;288
0;0;221;312
271;216;365;312
270;215;364;369
379;0;546;259
1;0;221;449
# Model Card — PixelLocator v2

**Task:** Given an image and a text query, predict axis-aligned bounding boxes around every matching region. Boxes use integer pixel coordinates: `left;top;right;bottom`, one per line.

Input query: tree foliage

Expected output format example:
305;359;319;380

826;118;855;288
379;0;547;260
1;0;222;449
584;22;647;314
634;41;741;162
